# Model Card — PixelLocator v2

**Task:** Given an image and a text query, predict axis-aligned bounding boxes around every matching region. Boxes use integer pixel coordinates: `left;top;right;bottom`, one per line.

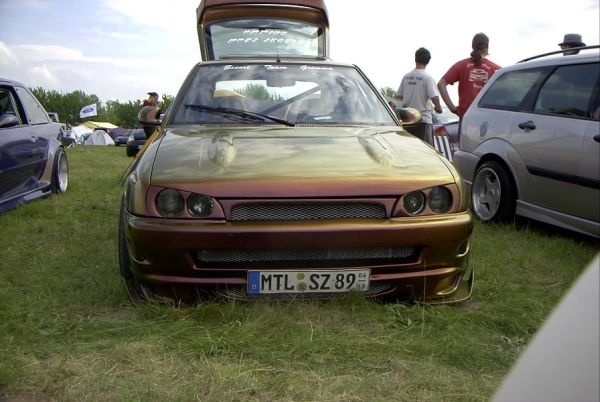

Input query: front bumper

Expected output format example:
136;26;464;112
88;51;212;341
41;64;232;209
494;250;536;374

123;210;473;301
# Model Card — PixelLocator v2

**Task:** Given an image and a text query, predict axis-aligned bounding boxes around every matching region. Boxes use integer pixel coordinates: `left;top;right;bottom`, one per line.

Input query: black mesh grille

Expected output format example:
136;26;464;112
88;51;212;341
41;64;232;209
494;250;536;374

196;246;417;267
230;203;386;221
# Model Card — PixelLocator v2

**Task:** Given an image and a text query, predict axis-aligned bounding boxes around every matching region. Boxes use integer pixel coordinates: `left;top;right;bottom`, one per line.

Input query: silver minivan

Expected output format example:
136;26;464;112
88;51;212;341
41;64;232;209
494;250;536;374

454;46;599;238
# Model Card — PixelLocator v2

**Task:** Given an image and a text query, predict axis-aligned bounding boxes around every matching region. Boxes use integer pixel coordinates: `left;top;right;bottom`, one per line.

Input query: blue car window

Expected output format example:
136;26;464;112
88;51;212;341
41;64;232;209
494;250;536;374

14;86;49;125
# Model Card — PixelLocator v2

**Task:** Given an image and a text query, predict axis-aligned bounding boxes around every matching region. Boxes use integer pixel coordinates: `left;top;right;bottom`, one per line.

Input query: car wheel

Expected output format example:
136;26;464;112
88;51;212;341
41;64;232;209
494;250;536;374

471;160;516;222
119;204;152;304
51;147;69;193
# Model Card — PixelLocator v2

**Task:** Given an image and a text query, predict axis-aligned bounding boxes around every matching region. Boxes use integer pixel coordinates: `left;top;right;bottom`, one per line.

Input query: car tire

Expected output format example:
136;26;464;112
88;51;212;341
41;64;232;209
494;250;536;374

51;147;69;193
119;204;151;304
471;160;516;222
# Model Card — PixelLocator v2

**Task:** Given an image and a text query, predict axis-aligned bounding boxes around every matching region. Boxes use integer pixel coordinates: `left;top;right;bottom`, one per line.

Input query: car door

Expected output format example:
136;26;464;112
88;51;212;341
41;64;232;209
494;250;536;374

579;94;600;223
0;85;51;198
508;62;599;220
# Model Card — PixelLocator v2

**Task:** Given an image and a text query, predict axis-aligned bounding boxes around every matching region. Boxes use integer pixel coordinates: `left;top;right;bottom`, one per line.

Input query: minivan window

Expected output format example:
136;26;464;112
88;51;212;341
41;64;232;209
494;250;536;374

533;63;599;119
478;68;548;110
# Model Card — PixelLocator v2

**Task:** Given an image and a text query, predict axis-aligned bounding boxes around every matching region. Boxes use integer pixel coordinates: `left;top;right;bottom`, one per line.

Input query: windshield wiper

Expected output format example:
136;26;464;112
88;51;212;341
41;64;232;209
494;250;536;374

184;104;295;127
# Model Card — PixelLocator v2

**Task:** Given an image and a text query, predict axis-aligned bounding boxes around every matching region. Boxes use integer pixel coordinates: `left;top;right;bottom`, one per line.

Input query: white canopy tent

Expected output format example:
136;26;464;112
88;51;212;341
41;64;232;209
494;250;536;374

70;124;93;143
84;129;115;146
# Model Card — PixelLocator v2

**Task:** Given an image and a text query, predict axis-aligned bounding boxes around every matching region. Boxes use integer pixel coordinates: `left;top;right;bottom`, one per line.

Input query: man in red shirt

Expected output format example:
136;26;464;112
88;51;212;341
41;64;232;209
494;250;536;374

437;33;501;118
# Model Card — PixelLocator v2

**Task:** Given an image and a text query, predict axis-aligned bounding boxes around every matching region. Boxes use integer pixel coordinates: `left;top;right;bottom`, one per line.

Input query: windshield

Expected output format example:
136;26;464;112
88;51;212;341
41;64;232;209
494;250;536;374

170;63;396;126
208;19;321;59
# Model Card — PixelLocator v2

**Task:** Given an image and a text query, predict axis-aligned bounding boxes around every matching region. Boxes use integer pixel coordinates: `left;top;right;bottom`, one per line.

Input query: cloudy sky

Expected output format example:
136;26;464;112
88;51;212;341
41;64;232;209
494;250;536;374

1;0;598;104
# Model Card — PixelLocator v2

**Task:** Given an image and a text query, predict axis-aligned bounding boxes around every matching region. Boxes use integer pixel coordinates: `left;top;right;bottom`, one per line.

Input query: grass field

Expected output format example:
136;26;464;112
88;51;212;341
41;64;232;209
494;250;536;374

0;146;598;402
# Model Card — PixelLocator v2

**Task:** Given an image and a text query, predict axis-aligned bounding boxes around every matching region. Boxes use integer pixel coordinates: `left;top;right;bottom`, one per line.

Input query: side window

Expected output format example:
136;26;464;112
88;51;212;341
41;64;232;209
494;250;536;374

14;86;49;125
0;87;17;115
534;63;599;119
0;87;22;126
479;68;548;110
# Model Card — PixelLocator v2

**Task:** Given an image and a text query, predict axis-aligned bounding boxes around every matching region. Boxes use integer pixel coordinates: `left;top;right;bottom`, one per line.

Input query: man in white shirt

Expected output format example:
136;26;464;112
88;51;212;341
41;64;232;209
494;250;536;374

395;47;443;145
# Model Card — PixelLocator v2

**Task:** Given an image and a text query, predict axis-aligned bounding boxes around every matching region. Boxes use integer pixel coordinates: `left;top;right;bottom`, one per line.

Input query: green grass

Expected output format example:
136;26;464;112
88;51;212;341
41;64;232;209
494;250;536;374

0;147;598;401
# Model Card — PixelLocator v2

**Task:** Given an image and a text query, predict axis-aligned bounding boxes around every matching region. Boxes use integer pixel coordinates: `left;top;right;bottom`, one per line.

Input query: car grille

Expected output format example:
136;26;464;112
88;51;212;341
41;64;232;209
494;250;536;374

216;281;397;300
196;246;418;268
230;202;387;221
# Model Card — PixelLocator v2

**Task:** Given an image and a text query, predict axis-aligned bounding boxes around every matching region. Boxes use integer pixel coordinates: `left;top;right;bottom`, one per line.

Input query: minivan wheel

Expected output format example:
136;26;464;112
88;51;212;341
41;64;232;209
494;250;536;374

471;161;516;222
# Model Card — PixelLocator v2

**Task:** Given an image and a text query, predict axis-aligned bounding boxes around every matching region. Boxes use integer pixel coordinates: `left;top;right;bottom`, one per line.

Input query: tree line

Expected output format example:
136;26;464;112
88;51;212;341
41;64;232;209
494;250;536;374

31;87;174;129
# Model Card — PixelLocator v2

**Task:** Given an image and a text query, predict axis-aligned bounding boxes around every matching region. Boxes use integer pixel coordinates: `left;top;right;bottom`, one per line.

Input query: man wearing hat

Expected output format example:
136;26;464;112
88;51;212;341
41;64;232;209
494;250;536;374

559;34;586;55
143;91;159;106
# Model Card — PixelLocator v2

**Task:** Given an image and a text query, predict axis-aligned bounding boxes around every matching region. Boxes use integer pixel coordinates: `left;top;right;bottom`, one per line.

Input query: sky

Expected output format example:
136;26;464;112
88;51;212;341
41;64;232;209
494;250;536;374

1;0;599;104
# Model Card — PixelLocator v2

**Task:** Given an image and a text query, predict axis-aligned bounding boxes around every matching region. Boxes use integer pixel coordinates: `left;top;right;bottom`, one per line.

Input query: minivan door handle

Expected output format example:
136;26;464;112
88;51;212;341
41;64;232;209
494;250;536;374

594;134;600;143
518;120;536;131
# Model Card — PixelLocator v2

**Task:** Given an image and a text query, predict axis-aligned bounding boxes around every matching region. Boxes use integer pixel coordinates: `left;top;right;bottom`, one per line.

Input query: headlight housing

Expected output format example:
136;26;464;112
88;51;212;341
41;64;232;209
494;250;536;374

398;185;456;216
156;189;185;217
428;186;453;213
187;193;214;217
151;187;219;218
403;191;426;215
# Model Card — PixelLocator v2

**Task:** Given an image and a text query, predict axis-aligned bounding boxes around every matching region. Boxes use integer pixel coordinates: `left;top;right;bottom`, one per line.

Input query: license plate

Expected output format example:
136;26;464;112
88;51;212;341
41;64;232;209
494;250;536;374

247;269;370;294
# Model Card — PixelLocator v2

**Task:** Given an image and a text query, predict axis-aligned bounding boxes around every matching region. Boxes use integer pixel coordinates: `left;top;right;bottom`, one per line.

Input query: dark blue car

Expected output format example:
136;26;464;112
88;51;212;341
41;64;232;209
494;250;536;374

0;77;69;213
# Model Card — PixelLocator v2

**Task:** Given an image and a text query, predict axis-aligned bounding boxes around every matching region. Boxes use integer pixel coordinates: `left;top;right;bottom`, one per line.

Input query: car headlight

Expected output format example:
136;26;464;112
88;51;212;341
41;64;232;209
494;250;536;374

428;186;453;213
156;189;184;217
187;193;214;217
403;191;426;215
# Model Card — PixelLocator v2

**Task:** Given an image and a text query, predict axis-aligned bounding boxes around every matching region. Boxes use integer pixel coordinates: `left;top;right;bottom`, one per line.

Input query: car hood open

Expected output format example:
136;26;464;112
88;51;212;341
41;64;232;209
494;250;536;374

149;126;455;197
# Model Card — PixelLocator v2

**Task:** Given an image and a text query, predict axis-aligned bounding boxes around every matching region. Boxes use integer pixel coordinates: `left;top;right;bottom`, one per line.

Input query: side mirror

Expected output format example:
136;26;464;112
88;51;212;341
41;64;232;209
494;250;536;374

397;108;422;126
48;112;59;123
0;113;19;128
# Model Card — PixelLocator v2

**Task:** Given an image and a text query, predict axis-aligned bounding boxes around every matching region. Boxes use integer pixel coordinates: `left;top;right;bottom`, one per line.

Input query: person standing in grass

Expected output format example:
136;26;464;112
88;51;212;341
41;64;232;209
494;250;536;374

437;33;501;119
395;47;442;146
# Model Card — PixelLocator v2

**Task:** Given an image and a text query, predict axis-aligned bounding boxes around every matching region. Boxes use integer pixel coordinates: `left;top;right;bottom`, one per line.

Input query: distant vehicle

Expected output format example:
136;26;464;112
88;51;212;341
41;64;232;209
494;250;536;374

432;107;459;144
0;77;69;213
126;128;147;157
111;127;131;146
454;46;600;238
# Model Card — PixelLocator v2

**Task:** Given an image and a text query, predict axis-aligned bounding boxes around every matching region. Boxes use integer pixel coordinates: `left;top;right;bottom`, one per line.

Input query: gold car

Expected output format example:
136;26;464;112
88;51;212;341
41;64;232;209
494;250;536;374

120;59;473;303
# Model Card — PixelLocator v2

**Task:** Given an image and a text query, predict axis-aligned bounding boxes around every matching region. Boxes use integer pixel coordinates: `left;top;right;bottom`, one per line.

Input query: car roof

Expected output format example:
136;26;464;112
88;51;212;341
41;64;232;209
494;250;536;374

511;45;600;71
195;58;353;67
0;77;24;86
198;0;328;16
